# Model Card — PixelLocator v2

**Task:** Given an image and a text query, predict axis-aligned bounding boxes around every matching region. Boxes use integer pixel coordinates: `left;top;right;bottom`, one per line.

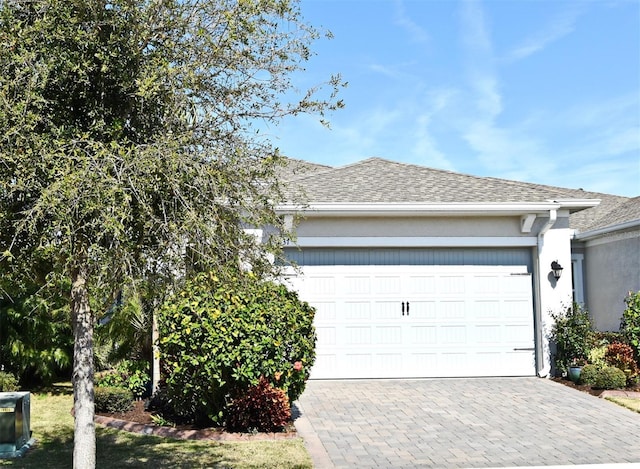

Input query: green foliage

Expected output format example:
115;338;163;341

0;0;341;460
0;371;18;391
147;386;197;426
587;331;625;349
604;343;639;385
549;303;593;375
588;346;608;369
226;377;291;433
621;291;640;361
95;289;151;367
580;364;627;389
95;360;150;398
597;366;627;390
0;257;73;385
94;386;134;413
579;364;599;386
157;270;316;425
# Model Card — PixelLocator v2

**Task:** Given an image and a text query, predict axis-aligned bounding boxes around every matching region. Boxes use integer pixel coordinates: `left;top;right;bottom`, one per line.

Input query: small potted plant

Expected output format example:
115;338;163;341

568;357;587;383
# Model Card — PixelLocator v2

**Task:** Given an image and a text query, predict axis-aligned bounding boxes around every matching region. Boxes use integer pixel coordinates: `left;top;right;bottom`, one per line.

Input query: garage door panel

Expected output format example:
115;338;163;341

407;301;436;318
405;276;437;294
503;299;532;318
374;326;402;344
374;276;402;294
440;326;467;344
476;325;502;344
342;276;371;294
344;302;370;320
312;303;336;320
411;326;437;344
344;327;371;345
373;302;401;319
316;327;336;345
439;301;466;319
287;265;535;379
438;276;466;294
474;301;501;319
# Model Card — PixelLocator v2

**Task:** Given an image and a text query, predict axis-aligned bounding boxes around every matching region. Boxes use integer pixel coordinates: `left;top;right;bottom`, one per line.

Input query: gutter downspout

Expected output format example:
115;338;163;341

536;209;557;378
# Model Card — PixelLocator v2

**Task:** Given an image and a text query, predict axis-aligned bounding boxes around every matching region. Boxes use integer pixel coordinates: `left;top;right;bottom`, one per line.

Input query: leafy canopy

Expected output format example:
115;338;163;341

0;0;342;466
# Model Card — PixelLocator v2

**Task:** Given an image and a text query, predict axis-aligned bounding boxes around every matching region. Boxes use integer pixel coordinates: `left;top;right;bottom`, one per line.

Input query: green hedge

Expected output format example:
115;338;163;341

580;365;626;390
94;386;134;413
157;270;316;425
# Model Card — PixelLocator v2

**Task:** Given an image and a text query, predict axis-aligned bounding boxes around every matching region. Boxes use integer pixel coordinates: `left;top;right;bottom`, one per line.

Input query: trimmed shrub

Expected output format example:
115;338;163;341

0;371;18;392
580;365;626;390
157;270;316;425
95;360;151;398
579;364;599;386
226;377;291;432
620;291;640;361
94;386;134;413
550;303;593;375
604;342;639;385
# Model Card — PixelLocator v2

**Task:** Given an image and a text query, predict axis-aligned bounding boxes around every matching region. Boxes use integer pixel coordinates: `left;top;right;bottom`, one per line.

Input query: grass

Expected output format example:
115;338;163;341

606;396;640;414
0;384;312;468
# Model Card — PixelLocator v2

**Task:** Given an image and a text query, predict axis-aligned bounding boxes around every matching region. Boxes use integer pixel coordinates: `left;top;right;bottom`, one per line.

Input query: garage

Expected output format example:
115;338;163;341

285;260;536;379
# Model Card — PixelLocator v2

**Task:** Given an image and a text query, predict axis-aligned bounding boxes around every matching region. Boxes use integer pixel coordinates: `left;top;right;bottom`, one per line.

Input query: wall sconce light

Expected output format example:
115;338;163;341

551;261;563;280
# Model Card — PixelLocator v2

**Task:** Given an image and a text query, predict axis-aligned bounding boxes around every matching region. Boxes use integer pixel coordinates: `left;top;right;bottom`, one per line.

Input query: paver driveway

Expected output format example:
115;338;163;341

293;378;640;468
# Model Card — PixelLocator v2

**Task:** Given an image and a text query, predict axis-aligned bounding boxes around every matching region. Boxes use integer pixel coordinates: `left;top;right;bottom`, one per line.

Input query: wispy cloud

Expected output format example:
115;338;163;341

393;0;430;44
411;89;458;170
455;1;559;182
460;0;502;119
505;4;583;62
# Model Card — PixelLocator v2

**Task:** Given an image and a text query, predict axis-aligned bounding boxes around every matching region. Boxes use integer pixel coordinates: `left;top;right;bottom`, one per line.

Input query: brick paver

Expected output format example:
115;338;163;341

293;378;640;468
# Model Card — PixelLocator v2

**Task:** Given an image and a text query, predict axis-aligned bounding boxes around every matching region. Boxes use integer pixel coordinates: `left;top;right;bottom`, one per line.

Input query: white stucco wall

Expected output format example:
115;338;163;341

534;213;574;376
584;229;640;331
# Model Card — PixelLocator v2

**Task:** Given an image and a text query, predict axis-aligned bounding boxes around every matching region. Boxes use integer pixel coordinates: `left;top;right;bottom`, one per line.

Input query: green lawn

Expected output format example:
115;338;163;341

0;386;312;469
606;396;640;414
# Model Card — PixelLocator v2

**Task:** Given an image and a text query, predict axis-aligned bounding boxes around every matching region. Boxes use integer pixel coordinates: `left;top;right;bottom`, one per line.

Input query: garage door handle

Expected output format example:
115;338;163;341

513;348;535;351
406;302;409;316
401;302;405;316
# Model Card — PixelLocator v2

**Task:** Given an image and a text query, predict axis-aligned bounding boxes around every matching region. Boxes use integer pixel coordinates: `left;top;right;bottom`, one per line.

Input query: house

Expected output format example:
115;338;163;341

572;196;640;331
274;157;639;380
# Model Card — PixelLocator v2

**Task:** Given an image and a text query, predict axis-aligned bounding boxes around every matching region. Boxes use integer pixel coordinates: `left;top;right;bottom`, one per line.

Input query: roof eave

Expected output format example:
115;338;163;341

575;218;640;241
277;202;564;217
549;198;601;213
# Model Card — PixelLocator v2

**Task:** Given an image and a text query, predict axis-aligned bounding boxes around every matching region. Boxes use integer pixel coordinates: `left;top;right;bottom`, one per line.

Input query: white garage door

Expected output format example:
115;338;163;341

285;265;535;379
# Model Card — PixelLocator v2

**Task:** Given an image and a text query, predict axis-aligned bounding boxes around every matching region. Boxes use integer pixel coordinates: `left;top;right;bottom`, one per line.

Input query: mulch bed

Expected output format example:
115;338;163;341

551;376;640;398
95;401;298;441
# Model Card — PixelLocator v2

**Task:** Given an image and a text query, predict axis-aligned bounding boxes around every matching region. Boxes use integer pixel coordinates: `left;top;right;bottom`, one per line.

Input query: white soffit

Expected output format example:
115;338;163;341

277;202;565;217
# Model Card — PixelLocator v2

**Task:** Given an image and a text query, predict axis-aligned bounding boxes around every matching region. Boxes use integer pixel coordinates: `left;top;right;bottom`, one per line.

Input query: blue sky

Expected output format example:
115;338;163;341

274;0;640;197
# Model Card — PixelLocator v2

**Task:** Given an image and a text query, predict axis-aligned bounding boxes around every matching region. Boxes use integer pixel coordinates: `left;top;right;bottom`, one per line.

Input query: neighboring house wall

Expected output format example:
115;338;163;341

583;228;640;331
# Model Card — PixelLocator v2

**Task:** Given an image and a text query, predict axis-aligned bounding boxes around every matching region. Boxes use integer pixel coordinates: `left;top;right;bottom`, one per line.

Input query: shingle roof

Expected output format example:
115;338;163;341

282;157;636;234
576;196;640;233
279;158;332;182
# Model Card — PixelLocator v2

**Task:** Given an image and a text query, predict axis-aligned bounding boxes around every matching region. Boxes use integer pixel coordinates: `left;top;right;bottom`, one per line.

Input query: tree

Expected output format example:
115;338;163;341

0;247;73;385
0;1;343;467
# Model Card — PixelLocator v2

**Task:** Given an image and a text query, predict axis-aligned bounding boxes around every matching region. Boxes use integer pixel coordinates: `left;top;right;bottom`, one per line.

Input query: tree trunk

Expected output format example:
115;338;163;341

71;261;96;469
152;310;161;393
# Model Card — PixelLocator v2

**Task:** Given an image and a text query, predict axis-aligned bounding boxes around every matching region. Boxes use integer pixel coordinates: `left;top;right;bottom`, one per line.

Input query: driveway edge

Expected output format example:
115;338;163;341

293;401;335;468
